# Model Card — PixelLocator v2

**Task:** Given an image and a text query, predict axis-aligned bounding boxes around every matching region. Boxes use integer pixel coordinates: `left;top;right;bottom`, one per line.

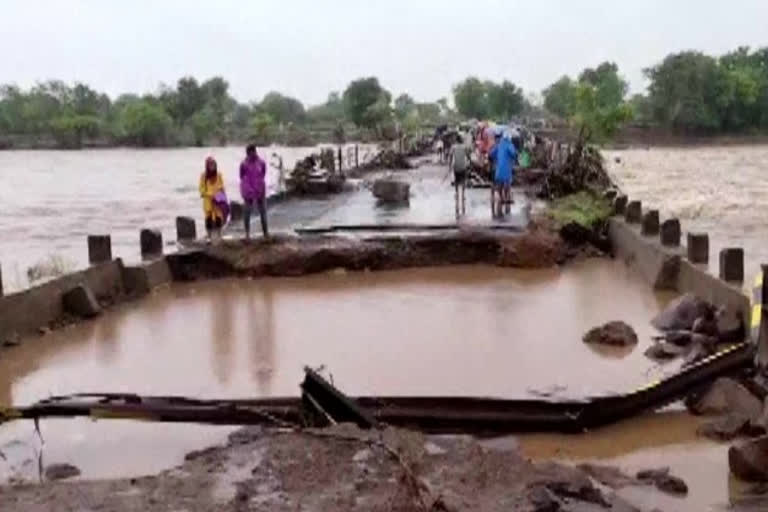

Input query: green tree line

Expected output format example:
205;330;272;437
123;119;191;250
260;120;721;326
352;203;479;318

0;76;459;149
542;46;768;136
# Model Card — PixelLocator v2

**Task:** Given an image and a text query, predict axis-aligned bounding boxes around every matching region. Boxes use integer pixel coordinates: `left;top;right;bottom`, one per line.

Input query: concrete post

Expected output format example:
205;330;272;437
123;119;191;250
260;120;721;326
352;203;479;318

613;195;628;215
230;201;244;222
660;219;681;247
87;235;112;264
175;216;197;241
719;248;744;282
759;264;768;371
140;229;163;257
625;200;642;223
641;210;660;236
687;233;709;264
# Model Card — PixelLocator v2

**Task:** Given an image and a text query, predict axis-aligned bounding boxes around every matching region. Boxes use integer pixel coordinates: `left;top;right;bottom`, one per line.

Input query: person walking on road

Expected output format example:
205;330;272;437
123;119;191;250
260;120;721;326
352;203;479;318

489;132;517;217
240;144;269;240
447;135;472;216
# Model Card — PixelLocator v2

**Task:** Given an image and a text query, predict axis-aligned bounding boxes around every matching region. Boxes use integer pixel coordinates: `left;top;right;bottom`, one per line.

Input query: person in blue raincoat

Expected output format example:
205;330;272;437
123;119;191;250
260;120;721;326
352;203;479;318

488;131;517;216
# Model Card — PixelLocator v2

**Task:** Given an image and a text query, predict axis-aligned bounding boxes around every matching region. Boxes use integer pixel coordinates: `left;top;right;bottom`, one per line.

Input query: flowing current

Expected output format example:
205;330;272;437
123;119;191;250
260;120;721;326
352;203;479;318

0;144;374;293
605;144;768;283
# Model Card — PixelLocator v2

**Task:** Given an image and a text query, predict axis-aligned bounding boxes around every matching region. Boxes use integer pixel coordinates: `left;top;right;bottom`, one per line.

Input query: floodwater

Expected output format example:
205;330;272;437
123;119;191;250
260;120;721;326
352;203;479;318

519;413;735;511
0;144;375;292
607;144;768;284
0;260;674;483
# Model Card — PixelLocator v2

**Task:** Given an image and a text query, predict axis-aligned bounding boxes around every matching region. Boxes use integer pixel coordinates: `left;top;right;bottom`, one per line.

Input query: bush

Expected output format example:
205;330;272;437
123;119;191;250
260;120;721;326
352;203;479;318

549;192;612;228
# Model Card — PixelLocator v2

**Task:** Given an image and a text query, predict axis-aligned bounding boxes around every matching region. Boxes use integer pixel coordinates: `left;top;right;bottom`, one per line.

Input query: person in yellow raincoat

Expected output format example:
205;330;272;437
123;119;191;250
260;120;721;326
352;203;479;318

199;156;226;241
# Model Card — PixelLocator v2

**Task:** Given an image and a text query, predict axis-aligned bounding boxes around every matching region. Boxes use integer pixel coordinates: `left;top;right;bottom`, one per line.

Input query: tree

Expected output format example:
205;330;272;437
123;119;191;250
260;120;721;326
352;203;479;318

569;82;633;142
578;62;628;109
190;107;216;146
116;99;173;147
172;76;205;123
343;77;391;129
453;77;488;119
486;80;525;120
249;113;275;146
258;92;306;125
394;93;416;120
645;52;723;133
543;76;577;118
49;114;101;148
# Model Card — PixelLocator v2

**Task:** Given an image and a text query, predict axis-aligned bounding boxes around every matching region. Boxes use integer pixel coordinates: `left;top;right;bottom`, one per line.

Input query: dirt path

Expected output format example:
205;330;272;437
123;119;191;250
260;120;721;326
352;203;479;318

1;424;679;512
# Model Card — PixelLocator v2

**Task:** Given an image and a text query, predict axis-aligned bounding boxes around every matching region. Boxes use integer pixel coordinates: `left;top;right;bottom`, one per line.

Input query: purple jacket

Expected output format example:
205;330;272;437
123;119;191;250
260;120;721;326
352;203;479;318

239;155;267;201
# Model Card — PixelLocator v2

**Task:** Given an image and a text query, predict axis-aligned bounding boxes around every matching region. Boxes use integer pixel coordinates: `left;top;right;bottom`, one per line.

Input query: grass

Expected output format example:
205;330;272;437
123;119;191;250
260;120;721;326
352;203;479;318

549;191;613;228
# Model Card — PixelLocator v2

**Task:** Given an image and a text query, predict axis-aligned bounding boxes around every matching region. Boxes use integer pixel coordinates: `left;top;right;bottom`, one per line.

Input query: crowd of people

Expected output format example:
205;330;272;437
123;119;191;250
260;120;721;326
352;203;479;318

441;122;531;218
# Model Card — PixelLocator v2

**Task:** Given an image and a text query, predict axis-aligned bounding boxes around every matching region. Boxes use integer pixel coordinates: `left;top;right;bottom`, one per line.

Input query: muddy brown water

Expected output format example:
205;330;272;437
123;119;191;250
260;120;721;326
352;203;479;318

607;144;768;285
0;259;709;493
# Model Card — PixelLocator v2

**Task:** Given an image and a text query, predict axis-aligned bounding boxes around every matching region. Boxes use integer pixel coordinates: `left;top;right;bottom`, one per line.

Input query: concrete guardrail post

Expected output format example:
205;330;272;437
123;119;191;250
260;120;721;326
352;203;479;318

687;233;709;264
719;248;744;283
625;200;642;223
87;235;112;264
613;195;628;215
140;229;163;257
641;210;660;236
175;216;197;241
660;219;681;247
230;201;244;222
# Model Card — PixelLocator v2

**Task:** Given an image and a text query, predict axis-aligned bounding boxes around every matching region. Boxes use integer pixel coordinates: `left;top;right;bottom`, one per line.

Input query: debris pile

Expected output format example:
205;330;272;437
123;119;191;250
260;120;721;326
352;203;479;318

359;148;413;171
286;149;344;195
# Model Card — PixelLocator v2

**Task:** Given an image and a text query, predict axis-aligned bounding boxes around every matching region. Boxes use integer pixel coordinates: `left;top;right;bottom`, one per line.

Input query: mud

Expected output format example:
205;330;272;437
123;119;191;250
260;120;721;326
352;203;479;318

0;424;674;512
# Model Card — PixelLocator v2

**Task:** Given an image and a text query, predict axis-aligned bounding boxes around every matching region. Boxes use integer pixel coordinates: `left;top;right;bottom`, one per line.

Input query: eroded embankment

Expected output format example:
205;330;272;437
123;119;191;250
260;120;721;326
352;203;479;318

168;227;567;282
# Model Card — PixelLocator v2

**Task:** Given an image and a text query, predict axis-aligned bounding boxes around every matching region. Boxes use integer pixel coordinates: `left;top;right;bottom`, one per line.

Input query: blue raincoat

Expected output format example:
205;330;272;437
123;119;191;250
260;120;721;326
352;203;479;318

489;137;517;185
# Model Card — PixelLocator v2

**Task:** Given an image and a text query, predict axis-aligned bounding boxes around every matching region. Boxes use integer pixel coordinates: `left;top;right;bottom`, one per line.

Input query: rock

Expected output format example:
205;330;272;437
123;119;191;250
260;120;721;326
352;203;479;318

693;315;718;337
636;467;670;482
45;463;81;481
497;229;565;268
636;467;688;495
2;332;21;347
686;378;762;418
352;448;372;462
661;329;693;346
652;293;714;331
644;342;686;361
730;436;768;482
526;485;561;512
559;222;593;247
62;284;102;318
37;326;51;336
717;307;745;343
698;414;753;441
372;179;410;202
582;321;638;347
576;463;637;488
656;474;688;495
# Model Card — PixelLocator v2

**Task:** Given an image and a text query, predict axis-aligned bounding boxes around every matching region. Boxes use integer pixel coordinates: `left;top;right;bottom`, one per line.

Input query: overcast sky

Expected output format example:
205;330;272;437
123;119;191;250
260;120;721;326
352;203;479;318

2;0;767;106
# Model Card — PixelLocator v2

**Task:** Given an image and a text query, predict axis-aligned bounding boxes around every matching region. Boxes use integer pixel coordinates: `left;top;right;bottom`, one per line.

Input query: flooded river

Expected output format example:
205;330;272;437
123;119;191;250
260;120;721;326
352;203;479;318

1;260;675;483
607;144;768;283
0;144;373;293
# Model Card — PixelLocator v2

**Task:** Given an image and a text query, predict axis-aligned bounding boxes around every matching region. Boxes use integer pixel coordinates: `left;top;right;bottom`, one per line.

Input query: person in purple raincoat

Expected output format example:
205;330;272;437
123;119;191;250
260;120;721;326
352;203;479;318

239;144;269;240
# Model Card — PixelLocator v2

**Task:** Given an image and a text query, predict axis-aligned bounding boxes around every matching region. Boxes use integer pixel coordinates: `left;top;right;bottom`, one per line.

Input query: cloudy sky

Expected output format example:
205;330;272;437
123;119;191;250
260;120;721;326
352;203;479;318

2;0;767;105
